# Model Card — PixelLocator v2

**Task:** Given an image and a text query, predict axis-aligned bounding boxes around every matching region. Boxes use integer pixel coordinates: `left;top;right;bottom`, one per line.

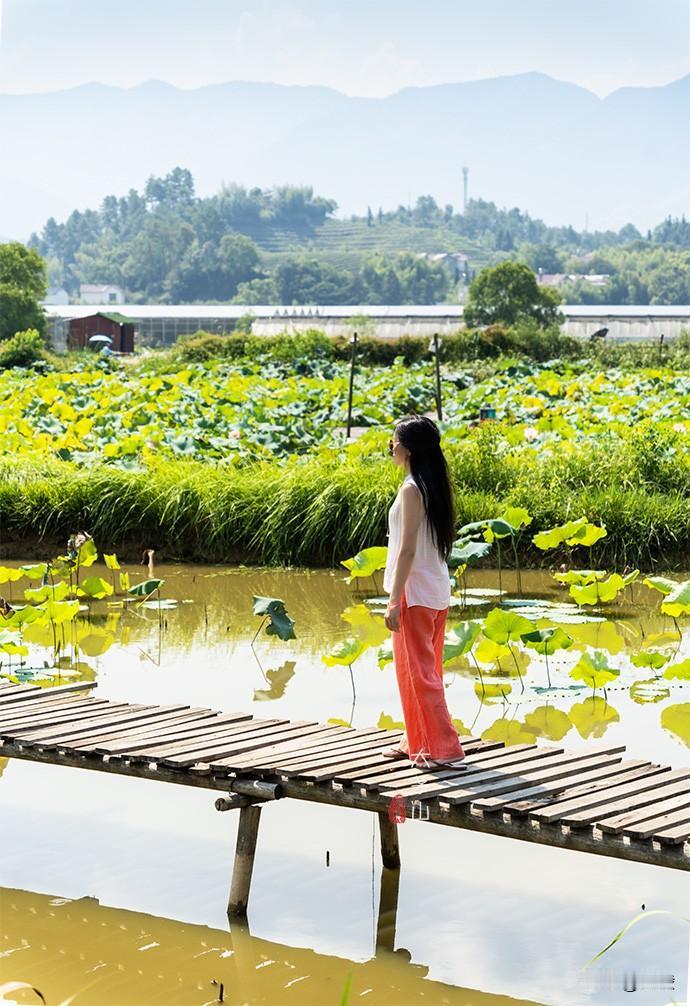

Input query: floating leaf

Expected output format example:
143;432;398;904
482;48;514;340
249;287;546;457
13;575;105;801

501;506;532;530
474;681;512;701
661;703;690;747
569;574;627;606
642;575;678;596
78;576;114;599
663;658;690;680
322;636;365;667
340;603;388;648
630;649;670;670
128;578;165;598
75;536;98;567
19;562;48;580
43;599;80;623
533;516;607;550
474;637;511;666
340;546;388;583
0;566;25;585
553;570;607;586
570;650;619;689
378;712;405;731
521;626;574;655
448;539;492;569
483;608;535;644
377;638;394;669
443;620;482;663
660;580;690;618
252;595;296;640
25;581;70;603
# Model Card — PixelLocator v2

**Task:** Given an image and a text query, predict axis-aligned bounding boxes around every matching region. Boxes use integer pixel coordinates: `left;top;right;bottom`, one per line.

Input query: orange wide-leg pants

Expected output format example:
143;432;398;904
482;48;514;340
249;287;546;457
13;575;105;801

392;590;465;762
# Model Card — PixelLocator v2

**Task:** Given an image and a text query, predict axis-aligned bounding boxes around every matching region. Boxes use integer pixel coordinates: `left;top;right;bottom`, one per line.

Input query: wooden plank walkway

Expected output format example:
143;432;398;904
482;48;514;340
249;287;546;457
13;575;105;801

2;679;690;887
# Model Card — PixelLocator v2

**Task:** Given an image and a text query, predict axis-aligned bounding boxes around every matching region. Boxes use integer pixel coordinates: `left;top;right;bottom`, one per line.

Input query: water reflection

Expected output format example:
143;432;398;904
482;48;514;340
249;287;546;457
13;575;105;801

1;885;544;1006
2;564;690;1004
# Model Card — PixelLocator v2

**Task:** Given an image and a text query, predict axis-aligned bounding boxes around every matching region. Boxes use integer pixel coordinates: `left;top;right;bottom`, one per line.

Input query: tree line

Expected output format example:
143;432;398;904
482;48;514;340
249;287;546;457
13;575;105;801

28;167;690;305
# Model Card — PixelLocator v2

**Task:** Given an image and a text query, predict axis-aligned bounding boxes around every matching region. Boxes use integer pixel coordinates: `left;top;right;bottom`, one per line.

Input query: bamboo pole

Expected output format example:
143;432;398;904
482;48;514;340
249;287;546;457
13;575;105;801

228;804;262;918
377;810;400;869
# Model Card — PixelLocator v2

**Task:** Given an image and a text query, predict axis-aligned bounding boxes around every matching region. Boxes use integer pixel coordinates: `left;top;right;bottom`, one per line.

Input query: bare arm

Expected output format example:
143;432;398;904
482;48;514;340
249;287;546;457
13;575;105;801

385;483;422;627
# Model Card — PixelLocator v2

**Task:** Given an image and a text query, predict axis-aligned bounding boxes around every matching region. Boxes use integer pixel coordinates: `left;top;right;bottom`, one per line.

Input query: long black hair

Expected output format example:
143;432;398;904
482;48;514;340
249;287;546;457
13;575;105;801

394;414;455;561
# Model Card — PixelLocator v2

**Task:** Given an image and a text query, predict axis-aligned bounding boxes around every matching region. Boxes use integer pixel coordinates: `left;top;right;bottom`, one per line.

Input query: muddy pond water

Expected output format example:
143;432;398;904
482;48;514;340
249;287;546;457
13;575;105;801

1;563;690;1006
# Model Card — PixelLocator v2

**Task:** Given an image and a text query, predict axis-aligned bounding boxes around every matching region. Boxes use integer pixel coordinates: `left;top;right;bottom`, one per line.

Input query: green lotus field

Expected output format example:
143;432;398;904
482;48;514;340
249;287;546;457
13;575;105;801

1;346;689;566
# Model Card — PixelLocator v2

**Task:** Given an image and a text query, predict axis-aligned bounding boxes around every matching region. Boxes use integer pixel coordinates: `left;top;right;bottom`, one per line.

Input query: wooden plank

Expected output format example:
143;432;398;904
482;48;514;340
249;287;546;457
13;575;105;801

277;735;409;781
653;820;690;845
0;699;114;729
0;682;95;705
67;710;227;751
124;718;291;761
250;728;403;771
218;723;345;768
167;721;332;768
336;740;514;789
475;761;665;814
208;724;352;769
96;711;253;754
265;730;406;772
51;709;223;750
0;684;42;701
424;748;627;805
621;803;690;841
1;702;135;737
599;788;690;836
0;693;93;718
379;746;565;797
10;705;190;744
539;768;690;827
300;742;416;783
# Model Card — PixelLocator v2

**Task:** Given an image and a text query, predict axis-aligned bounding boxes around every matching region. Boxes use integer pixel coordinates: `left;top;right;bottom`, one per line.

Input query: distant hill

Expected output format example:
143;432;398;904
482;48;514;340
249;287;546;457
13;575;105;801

1;72;688;239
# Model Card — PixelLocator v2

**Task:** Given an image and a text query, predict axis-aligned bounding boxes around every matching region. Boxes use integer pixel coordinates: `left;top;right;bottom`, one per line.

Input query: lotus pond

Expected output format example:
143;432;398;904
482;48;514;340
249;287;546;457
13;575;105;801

1;551;690;1006
1;356;689;464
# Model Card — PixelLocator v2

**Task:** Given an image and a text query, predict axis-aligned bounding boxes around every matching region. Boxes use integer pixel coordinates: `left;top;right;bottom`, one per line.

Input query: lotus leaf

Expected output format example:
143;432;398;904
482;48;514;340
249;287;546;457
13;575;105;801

252;595;296;640
340;546;388;583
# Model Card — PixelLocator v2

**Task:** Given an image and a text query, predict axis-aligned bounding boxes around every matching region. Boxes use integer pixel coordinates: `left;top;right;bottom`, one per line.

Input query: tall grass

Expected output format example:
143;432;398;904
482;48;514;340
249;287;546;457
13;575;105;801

1;448;688;569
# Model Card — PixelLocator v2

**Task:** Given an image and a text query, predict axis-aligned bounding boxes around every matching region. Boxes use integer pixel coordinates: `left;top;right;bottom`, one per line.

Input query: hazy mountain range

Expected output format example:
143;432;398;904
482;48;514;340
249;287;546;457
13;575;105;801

1;71;688;240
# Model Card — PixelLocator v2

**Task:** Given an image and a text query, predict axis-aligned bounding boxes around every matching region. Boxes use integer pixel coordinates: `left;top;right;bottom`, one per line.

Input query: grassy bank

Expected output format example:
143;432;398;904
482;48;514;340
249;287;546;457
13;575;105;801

2;443;689;570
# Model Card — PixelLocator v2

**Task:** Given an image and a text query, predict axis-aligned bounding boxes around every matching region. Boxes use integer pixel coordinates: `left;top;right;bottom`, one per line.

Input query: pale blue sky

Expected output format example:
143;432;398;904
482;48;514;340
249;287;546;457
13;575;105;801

0;0;688;97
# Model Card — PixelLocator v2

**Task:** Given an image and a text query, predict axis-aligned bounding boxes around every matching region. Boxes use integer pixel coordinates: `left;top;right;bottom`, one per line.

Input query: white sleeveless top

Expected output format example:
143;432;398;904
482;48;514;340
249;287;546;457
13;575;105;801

383;473;451;610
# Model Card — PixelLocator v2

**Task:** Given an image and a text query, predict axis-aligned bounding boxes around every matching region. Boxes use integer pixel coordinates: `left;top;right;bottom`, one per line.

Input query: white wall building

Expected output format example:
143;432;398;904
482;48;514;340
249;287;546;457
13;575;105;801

79;284;124;306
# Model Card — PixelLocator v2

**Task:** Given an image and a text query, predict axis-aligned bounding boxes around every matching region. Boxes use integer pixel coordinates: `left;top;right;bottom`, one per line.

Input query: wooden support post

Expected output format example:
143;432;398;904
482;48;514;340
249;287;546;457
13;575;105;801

377;810;400;869
230;779;283;800
216;794;264;812
228;804;262;918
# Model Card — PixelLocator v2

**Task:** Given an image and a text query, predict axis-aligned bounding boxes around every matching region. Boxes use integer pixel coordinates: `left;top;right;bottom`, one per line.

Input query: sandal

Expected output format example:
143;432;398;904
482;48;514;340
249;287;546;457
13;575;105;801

382;747;409;760
425;755;468;769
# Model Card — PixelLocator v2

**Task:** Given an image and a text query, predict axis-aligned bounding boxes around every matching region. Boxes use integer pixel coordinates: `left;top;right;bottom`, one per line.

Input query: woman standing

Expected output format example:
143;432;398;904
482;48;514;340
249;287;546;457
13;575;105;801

382;415;466;769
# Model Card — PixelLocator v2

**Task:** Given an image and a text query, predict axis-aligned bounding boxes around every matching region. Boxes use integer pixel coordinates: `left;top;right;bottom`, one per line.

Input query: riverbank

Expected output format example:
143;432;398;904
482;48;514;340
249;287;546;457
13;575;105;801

2;454;688;569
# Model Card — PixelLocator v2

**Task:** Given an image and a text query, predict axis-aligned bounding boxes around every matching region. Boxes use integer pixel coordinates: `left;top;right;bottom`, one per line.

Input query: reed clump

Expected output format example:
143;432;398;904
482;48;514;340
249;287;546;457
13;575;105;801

1;442;688;569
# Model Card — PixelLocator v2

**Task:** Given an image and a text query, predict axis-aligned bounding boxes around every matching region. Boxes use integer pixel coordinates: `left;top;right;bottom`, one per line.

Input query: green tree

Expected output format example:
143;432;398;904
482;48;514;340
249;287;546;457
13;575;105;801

464;261;562;328
0;242;48;299
166;233;260;302
0;243;47;342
